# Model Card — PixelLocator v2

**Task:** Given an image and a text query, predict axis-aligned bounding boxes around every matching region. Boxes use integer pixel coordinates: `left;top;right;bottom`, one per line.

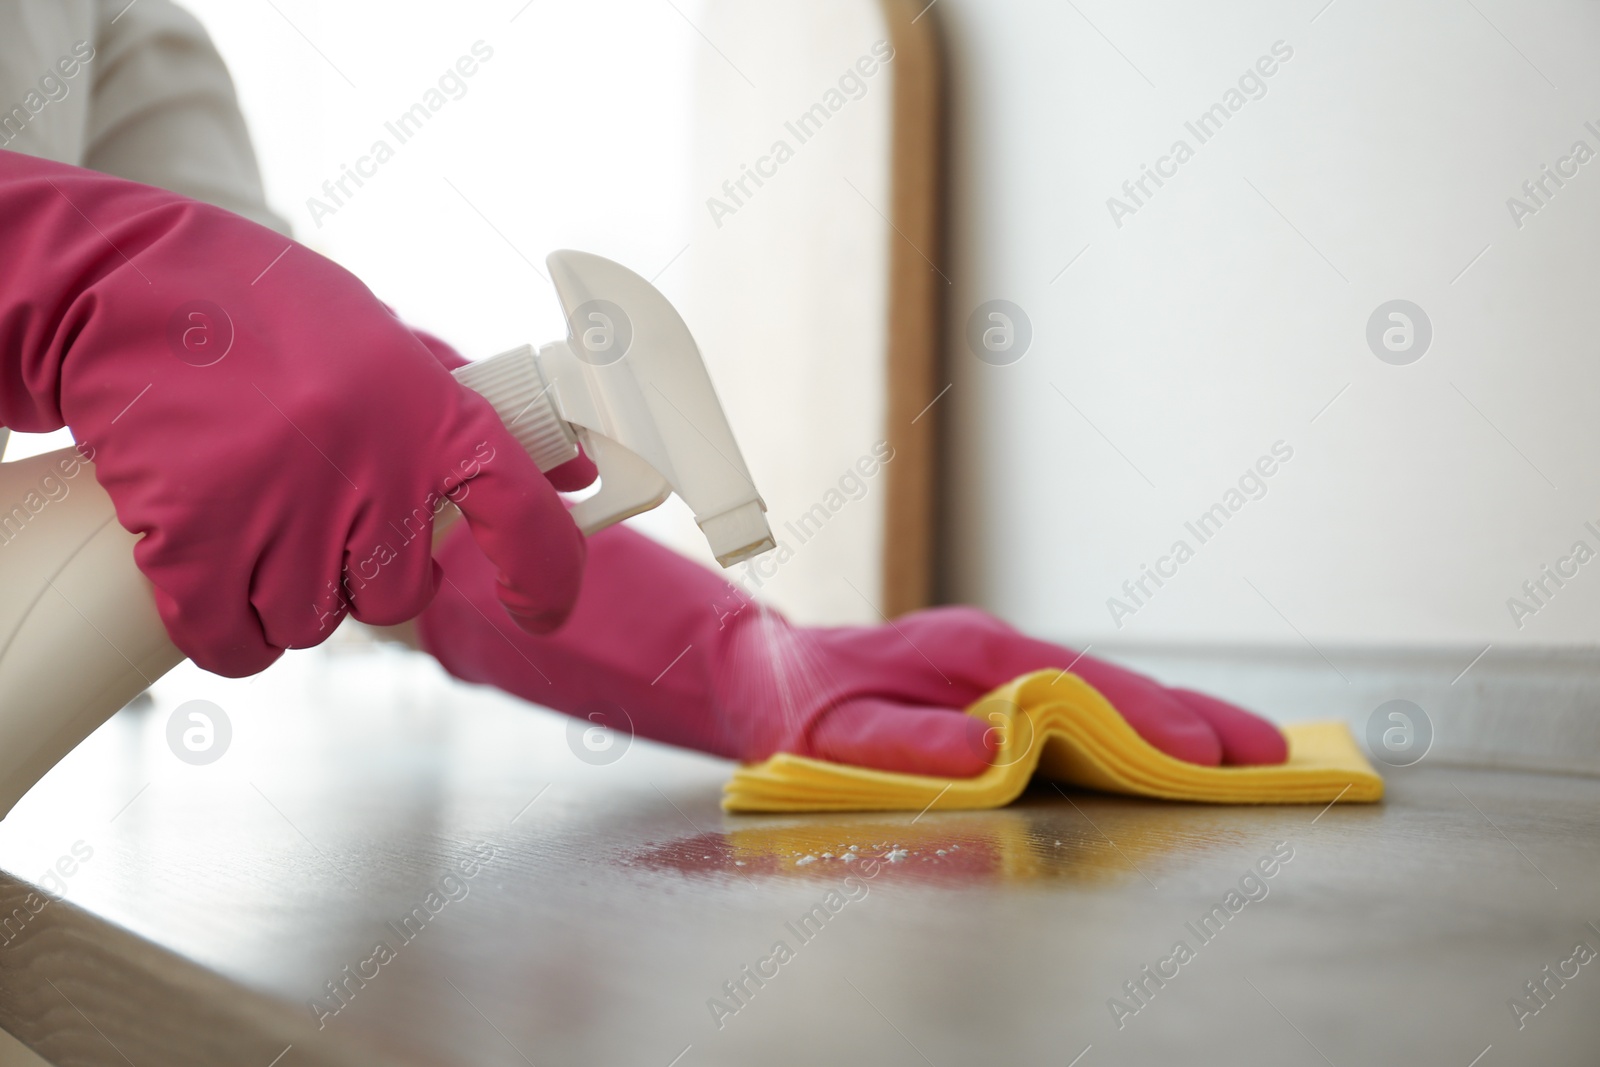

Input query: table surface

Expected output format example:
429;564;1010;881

0;643;1596;1067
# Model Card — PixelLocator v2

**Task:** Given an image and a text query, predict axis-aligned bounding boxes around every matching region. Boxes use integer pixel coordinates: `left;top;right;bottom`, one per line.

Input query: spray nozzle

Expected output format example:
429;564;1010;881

453;250;776;568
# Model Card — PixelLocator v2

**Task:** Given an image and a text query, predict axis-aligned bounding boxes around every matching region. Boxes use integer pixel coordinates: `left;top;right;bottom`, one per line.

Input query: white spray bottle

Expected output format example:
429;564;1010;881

0;250;774;819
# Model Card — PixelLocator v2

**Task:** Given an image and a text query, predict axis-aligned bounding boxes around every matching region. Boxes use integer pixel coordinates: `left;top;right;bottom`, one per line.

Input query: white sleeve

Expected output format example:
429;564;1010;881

82;0;291;235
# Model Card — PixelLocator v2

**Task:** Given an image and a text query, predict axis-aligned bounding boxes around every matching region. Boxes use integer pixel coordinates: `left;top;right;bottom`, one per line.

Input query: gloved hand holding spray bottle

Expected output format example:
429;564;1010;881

0;155;772;818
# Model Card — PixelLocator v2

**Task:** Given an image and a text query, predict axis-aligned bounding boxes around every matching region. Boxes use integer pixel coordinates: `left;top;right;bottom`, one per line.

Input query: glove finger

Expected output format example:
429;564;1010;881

1166;688;1288;766
1063;661;1224;766
240;440;454;648
446;409;586;633
144;561;284;677
133;484;286;677
807;698;995;777
247;506;352;650
340;493;447;628
848;607;1225;766
545;447;598;492
241;470;440;645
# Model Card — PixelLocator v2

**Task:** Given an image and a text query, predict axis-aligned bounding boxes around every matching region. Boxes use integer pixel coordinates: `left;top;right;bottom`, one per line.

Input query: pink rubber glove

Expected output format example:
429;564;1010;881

418;521;1288;777
0;151;584;676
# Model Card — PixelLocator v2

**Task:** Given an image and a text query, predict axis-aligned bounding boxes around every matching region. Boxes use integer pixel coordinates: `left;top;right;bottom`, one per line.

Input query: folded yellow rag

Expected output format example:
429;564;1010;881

723;669;1383;813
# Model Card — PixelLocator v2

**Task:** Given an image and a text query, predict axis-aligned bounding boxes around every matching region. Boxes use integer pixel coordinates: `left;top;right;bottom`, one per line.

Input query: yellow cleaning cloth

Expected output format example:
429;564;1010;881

723;669;1383;813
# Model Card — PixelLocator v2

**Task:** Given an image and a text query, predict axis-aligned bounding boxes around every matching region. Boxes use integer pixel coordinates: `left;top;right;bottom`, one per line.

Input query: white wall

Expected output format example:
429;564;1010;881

180;0;700;350
941;0;1600;648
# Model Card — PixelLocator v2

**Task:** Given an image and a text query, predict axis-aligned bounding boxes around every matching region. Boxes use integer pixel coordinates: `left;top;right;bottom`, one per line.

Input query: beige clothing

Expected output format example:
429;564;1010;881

0;0;286;456
0;0;286;231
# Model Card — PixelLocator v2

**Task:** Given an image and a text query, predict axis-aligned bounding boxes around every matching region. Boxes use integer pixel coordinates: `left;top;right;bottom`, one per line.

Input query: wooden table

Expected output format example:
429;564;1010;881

1;644;1596;1065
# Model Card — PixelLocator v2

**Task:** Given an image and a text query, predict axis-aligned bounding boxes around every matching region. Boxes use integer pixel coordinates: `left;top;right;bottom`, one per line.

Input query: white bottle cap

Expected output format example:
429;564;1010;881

452;344;580;473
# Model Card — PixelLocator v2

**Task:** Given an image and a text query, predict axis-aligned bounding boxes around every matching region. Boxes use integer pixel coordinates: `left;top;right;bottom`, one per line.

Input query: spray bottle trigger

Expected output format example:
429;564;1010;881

566;431;672;536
